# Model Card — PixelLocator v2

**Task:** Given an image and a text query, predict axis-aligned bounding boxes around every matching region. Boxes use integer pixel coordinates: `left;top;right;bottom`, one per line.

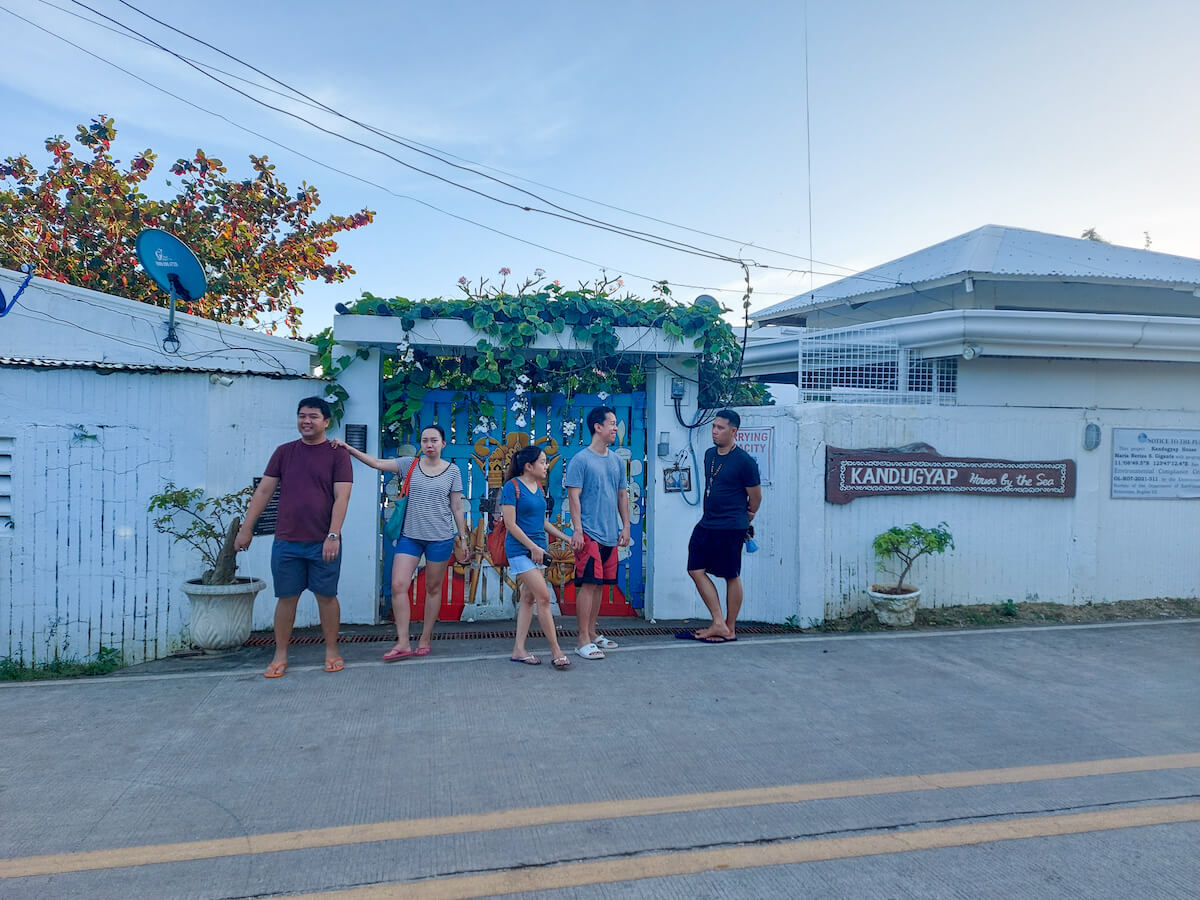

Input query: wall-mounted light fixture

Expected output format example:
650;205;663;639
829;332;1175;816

209;373;234;387
961;344;981;360
657;431;671;457
1083;423;1101;451
964;276;975;293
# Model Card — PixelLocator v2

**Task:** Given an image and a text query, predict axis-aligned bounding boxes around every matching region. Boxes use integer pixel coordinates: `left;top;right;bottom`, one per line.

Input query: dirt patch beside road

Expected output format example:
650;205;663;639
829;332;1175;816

816;597;1200;632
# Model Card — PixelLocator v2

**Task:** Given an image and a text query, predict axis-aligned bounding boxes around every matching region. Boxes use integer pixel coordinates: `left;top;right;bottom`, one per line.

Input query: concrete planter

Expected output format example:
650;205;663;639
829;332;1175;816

868;586;921;627
181;577;266;650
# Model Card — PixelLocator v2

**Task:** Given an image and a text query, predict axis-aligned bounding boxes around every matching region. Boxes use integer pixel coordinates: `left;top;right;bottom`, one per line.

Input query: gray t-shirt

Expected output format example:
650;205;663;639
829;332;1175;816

564;447;626;546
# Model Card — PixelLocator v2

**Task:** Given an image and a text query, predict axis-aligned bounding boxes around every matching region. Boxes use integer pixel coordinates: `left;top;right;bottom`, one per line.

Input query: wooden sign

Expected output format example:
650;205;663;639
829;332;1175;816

826;445;1075;505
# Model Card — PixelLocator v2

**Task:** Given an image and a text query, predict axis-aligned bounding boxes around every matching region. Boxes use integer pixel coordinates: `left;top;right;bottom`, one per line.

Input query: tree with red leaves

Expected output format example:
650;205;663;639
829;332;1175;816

0;116;374;336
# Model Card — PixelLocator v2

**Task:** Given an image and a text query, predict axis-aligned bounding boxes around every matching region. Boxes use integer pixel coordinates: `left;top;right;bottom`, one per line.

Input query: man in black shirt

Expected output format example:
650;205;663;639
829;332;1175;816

681;409;762;642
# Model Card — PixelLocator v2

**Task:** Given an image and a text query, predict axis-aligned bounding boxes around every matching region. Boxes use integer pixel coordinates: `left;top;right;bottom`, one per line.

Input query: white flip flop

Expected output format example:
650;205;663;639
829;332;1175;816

594;635;618;650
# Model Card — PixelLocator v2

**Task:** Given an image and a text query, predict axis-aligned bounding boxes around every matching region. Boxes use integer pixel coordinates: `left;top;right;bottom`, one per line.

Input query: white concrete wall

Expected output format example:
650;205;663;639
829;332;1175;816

711;403;1200;625
0;368;312;663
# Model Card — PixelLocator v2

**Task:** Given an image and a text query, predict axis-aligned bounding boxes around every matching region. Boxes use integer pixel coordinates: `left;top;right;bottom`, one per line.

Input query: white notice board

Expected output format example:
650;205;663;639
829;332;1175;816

738;426;773;485
1111;428;1200;499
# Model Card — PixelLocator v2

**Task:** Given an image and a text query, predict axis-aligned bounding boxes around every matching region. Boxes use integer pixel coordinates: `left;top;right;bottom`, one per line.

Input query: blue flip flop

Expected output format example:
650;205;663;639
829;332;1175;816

674;631;700;640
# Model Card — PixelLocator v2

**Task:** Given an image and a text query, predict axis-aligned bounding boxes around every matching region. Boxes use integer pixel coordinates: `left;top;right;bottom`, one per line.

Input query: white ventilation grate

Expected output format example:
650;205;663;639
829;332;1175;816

0;437;12;533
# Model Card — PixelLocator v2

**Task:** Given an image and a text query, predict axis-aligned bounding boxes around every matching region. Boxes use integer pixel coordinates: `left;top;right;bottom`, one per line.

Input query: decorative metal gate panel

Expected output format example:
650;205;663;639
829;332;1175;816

379;390;646;622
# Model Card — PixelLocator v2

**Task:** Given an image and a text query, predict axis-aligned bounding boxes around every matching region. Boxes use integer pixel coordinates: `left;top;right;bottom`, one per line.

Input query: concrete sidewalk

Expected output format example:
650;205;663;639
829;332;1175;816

2;619;1198;898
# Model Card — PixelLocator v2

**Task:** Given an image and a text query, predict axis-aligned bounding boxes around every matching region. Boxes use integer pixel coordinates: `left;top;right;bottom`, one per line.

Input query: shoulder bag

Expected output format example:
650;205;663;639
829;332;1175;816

383;456;421;543
487;479;523;567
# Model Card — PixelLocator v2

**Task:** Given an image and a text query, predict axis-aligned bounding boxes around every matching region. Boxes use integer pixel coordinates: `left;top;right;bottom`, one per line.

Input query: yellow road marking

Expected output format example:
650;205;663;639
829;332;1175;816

292;802;1200;900
1;752;1198;879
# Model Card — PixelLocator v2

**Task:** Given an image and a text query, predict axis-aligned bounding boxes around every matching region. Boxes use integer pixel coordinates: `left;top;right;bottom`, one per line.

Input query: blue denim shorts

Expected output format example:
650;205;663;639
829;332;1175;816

508;553;546;576
394;535;455;563
271;540;342;598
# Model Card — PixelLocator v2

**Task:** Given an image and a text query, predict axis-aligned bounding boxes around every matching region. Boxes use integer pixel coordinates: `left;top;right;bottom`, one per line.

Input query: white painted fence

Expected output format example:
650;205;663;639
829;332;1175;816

0;271;323;664
0;367;314;663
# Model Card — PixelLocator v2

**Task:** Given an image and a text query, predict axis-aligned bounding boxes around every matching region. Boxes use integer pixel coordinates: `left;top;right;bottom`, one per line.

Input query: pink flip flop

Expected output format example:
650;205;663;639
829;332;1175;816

414;646;432;657
383;647;415;662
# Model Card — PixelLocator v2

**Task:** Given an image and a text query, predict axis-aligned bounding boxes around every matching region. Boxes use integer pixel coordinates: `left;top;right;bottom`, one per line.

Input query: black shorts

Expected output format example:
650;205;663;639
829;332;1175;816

687;524;747;579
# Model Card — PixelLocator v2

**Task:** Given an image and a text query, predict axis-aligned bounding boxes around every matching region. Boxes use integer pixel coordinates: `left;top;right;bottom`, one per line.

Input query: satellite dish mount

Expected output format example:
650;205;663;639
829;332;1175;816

135;230;207;354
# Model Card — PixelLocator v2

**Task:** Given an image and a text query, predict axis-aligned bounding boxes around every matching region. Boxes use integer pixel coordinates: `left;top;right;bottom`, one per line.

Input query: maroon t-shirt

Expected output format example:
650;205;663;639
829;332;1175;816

263;439;354;542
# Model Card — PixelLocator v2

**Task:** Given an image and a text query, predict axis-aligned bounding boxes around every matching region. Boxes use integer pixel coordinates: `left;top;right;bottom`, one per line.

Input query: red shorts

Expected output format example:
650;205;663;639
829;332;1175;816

574;534;618;586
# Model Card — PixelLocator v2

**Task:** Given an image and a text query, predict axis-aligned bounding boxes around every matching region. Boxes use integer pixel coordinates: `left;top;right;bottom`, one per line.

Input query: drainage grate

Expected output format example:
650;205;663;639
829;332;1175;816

243;623;791;647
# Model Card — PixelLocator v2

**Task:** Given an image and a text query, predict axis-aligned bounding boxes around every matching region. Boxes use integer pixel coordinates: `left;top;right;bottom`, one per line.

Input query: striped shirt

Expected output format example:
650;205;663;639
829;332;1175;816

401;461;464;541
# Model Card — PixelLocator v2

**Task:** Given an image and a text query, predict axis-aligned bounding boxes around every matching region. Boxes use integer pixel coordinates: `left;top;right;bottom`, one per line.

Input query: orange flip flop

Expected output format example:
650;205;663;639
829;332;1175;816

323;657;345;673
263;662;287;679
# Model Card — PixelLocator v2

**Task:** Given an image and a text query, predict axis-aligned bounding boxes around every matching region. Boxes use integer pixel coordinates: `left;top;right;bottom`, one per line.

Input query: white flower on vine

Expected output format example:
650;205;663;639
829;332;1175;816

562;421;578;437
512;414;526;428
597;391;609;401
517;374;530;385
514;385;527;397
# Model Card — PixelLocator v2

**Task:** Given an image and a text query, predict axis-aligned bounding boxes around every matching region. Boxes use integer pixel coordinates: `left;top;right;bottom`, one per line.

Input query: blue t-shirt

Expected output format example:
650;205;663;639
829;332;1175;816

499;478;548;560
563;447;625;546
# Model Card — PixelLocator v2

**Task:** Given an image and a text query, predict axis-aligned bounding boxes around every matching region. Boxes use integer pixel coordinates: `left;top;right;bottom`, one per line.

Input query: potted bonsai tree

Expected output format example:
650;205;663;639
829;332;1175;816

148;482;265;651
868;521;954;626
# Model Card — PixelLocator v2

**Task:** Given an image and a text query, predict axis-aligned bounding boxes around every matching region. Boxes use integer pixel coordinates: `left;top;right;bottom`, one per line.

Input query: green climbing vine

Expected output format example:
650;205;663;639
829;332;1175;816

310;271;768;437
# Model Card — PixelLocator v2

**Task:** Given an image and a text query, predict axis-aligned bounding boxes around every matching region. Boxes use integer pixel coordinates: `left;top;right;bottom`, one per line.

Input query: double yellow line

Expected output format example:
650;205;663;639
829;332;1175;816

3;752;1198;896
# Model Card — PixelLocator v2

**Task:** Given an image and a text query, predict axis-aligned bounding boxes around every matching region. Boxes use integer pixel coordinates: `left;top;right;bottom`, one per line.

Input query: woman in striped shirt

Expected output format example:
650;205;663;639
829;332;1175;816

335;424;469;660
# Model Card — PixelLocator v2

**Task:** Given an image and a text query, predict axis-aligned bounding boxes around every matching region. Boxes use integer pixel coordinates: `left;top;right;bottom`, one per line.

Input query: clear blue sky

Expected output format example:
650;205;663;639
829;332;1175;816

3;0;1198;335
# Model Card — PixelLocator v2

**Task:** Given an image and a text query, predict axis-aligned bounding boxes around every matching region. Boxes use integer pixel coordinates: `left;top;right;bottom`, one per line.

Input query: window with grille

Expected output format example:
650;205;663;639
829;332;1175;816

800;329;957;405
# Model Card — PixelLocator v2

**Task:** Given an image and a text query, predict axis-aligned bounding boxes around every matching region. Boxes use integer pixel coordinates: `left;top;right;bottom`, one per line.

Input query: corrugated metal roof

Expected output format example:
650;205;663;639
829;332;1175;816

0;356;313;378
754;225;1200;320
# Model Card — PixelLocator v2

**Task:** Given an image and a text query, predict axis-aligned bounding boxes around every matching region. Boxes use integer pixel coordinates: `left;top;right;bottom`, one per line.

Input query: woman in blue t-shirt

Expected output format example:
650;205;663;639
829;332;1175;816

500;446;572;669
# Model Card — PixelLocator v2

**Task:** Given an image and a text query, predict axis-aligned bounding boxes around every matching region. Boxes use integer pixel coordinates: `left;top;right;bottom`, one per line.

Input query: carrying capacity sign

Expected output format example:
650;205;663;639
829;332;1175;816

738;427;773;484
1111;428;1200;499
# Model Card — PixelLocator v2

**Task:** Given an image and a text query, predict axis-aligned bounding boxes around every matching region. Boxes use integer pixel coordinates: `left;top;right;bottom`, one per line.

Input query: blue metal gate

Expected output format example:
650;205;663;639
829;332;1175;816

380;390;646;620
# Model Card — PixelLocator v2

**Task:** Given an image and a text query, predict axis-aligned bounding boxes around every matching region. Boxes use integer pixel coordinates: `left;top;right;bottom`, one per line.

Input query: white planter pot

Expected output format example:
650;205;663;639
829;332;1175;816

181;577;266;650
868;587;921;627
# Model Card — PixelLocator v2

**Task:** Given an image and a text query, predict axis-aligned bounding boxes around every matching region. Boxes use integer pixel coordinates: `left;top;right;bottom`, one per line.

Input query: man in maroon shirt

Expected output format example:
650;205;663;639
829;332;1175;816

236;397;353;677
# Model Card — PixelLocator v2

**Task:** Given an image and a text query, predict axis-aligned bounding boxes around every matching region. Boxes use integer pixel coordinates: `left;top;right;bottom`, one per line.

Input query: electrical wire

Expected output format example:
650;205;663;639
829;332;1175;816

69;0;913;288
11;0;931;320
70;0;751;268
0;4;794;302
36;0;868;281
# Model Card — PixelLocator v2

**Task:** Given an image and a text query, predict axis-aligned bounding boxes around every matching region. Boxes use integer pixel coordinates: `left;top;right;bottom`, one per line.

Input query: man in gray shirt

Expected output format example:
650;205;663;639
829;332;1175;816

565;406;631;660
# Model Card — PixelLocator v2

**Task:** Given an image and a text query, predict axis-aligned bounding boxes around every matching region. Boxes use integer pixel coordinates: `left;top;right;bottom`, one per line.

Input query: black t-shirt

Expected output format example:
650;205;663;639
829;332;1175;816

700;445;760;529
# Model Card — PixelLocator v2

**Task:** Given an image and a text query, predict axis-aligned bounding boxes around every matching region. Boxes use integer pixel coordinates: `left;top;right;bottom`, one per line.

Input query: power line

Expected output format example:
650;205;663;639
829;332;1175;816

31;0;902;291
12;1;913;306
0;4;798;301
77;0;907;289
68;0;749;268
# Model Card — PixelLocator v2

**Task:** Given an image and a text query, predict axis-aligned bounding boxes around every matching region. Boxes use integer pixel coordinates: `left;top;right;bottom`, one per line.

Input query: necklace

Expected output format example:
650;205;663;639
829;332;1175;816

706;453;725;499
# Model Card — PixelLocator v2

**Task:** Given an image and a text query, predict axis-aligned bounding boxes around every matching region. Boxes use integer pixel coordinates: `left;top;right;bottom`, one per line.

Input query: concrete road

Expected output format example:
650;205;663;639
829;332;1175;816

2;620;1198;898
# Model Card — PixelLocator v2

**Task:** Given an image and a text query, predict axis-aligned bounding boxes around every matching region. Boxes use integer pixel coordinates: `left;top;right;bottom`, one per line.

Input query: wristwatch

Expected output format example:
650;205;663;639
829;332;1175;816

326;532;340;541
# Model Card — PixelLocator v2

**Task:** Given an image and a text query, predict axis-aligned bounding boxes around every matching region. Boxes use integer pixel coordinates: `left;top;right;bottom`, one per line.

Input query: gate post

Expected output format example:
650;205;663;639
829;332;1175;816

332;344;382;624
644;358;706;621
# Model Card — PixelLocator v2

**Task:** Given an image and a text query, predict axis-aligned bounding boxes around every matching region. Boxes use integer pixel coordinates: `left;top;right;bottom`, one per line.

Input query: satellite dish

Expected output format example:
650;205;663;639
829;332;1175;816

135;230;206;300
135;230;206;353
